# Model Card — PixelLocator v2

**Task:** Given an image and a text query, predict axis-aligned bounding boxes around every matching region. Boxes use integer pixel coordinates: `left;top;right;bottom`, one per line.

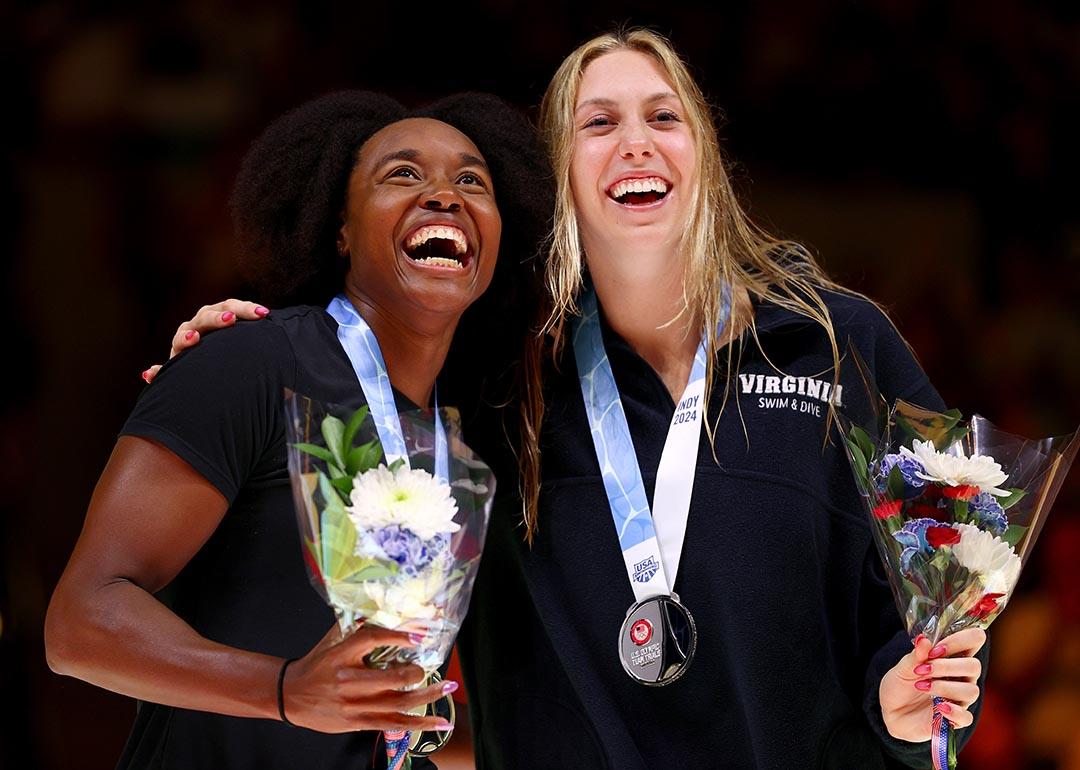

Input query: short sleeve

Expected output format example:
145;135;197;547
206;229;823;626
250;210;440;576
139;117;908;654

120;320;294;502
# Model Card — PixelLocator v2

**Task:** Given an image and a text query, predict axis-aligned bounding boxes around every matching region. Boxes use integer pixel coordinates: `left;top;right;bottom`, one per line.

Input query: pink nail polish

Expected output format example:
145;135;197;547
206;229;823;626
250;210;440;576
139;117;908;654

913;634;927;646
936;701;953;714
434;719;453;730
929;645;947;659
915;679;932;691
914;663;933;676
255;306;270;317
441;681;459;695
141;369;151;382
222;311;235;323
185;330;196;341
408;632;425;645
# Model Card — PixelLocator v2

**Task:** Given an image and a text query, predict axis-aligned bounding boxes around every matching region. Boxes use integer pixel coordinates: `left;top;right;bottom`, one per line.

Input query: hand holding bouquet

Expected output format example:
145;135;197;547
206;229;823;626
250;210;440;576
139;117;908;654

839;361;1078;769
285;391;494;768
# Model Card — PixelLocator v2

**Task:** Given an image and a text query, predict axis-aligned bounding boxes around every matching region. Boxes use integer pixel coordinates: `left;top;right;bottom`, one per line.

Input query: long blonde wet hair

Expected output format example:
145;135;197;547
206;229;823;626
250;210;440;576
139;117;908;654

518;28;855;542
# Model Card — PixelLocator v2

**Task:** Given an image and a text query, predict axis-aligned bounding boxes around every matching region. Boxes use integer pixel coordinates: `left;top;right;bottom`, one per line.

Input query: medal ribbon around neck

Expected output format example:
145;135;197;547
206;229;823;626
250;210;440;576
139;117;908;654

573;284;731;603
327;294;448;482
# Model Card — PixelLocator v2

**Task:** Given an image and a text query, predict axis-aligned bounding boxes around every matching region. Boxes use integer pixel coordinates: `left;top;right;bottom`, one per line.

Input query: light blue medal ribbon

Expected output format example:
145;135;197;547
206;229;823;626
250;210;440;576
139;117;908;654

572;285;730;603
327;294;448;482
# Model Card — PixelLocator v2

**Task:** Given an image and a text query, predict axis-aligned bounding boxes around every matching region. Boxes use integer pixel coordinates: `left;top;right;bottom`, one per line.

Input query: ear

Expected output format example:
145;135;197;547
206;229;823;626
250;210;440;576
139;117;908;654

336;213;349;258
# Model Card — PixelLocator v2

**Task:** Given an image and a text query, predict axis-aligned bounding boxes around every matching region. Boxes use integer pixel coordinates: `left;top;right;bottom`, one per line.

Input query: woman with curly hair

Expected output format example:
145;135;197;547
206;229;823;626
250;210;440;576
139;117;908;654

43;90;551;770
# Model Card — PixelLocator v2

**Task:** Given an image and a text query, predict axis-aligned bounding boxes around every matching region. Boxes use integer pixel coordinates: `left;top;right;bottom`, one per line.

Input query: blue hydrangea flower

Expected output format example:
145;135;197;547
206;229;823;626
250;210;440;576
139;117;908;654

373;525;448;575
969;492;1008;536
892;517;940;574
877;454;929;498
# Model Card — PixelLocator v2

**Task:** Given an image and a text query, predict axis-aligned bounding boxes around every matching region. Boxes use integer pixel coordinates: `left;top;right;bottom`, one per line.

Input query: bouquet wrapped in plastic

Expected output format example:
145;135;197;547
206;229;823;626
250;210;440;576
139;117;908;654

284;391;495;769
837;354;1078;770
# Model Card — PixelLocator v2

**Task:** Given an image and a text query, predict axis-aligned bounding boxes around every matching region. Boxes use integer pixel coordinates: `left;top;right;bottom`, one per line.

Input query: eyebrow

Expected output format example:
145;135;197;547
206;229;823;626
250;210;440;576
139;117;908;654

575;92;680;113
374;149;488;170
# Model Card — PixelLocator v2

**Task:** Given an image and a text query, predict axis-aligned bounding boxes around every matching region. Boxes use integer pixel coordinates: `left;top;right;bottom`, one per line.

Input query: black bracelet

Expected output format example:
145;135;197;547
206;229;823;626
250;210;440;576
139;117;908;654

277;657;299;727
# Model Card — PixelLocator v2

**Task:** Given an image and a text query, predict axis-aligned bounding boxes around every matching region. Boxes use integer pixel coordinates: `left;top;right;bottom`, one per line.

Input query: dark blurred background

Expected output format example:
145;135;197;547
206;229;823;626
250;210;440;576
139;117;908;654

3;1;1078;768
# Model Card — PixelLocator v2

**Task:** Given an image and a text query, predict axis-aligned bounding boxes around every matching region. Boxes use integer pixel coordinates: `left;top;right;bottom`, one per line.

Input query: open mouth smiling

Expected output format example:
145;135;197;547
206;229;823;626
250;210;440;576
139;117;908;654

402;224;472;269
606;176;670;206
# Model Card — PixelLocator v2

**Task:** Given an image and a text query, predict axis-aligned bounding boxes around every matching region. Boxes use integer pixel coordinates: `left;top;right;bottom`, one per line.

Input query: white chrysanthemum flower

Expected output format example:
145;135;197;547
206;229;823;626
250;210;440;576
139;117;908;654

347;464;460;540
362;573;444;628
952;523;1022;596
900;439;1009;496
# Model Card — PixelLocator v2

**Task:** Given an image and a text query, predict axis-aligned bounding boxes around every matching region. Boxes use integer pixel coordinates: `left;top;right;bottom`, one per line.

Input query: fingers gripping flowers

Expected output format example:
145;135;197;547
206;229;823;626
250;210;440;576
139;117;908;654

841;394;1079;770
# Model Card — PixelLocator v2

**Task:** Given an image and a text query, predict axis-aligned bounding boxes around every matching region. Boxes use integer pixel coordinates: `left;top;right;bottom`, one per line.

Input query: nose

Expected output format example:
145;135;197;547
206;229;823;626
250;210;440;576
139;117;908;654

421;186;462;212
619;120;654;159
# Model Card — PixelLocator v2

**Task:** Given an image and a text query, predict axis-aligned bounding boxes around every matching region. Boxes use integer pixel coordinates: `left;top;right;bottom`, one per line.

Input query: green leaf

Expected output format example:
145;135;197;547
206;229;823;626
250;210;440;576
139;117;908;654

998;488;1026;510
941;408;964;425
321;415;347;470
291;442;336;465
1002;524;1027;548
887;464;906;501
346;439;383;477
319;494;360;580
342;406;370;453
350;563;399;582
953;499;970;524
846;439;870;491
849;425;877;465
330;476;354;497
388;458;406;472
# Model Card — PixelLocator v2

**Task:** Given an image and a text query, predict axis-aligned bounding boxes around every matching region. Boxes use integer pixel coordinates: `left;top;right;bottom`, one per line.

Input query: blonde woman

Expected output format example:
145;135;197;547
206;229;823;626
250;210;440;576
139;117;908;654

145;30;986;769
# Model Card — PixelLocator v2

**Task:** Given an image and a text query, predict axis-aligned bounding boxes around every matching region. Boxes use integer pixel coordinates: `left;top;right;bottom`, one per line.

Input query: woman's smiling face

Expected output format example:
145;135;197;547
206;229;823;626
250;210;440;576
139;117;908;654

570;49;696;256
339;117;501;322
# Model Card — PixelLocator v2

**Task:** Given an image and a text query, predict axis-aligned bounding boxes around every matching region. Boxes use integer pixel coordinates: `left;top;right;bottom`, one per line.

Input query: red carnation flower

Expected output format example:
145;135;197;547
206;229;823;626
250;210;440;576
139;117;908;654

967;593;1006;620
926;526;961;548
943;484;980;500
873;499;903;519
912;503;949;521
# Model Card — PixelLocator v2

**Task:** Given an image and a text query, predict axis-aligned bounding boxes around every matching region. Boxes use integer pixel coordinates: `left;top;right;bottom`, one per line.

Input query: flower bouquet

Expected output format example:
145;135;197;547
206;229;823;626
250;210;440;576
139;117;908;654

284;390;495;769
837;355;1078;769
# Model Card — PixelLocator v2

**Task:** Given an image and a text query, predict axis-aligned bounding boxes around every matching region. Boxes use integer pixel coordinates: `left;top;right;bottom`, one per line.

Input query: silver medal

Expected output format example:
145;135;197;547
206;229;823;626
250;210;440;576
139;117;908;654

618;594;697;686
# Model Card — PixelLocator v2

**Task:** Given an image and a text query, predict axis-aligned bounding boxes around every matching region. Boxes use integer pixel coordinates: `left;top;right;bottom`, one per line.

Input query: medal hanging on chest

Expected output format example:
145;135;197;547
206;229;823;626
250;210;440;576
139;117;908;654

572;285;730;686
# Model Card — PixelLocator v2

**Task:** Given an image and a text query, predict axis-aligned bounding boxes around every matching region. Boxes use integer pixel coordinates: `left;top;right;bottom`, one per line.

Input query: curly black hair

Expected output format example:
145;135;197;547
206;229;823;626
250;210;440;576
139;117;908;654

229;90;553;407
229;89;552;308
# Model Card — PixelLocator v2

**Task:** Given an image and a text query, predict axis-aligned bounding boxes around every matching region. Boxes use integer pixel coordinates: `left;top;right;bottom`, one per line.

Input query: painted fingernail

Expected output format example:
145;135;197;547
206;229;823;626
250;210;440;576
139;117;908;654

434;719;453;730
255;306;270;317
915;679;932;691
913;634;927;646
222;311;235;323
441;681;459;695
929;645;947;659
914;663;933;676
936;701;953;714
184;330;196;341
141;369;152;382
408;632;425;644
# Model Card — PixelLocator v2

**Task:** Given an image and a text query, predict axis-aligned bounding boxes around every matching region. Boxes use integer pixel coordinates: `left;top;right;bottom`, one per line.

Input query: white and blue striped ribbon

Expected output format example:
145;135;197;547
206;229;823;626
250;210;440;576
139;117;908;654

572;285;730;603
327;294;448;482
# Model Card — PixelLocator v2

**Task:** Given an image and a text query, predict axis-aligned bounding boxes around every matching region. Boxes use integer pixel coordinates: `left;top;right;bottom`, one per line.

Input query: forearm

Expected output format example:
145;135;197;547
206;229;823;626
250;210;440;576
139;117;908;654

46;577;281;720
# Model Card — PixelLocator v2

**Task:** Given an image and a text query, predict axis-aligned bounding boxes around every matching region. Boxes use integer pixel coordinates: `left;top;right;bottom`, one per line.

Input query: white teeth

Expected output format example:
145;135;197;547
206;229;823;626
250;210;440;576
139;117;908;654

405;225;468;255
413;257;463;268
609;177;669;200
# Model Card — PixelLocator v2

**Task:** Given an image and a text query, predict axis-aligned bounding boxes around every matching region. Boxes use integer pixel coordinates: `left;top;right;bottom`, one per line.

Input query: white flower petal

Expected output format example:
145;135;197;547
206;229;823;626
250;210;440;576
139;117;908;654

346;464;460;540
905;439;1009;491
952;523;1022;599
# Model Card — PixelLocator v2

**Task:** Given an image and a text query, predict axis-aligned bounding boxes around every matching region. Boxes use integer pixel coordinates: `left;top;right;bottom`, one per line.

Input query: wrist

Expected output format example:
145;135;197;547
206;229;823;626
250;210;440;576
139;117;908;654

278;657;300;726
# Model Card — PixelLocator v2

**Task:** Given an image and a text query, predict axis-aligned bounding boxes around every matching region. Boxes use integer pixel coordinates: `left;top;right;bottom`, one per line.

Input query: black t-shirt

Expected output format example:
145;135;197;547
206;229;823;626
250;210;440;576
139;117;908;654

457;291;984;769
117;305;430;770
